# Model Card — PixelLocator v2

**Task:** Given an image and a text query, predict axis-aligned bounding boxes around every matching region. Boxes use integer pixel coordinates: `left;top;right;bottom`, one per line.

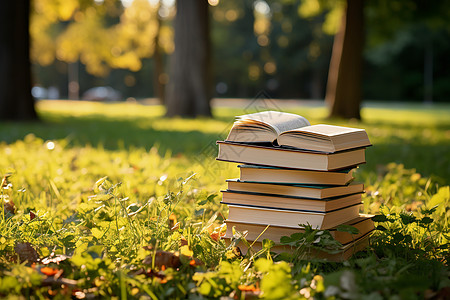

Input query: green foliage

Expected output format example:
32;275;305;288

0;103;449;298
279;225;344;263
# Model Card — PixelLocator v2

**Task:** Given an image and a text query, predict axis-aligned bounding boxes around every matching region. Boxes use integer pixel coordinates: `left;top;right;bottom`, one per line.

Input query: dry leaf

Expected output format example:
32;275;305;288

4;200;15;215
142;250;181;270
168;213;177;228
180;237;188;247
210;231;220;241
238;285;260;292
14;242;39;263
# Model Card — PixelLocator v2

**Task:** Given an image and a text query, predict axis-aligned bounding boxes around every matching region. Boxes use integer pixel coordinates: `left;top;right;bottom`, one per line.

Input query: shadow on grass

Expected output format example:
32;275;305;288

0;113;228;157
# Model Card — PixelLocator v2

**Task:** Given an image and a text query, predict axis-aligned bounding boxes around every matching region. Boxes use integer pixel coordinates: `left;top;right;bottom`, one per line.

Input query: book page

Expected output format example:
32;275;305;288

285;124;364;137
237;111;310;135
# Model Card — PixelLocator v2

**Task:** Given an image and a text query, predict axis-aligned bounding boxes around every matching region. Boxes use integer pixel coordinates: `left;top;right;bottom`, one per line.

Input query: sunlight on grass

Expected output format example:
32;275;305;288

0;100;449;298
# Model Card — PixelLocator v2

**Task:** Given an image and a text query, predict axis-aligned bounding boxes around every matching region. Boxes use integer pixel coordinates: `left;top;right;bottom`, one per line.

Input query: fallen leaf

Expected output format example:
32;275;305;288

168;213;177;228
14;242;39;263
40;266;59;276
4;200;16;215
238;285;260;292
230;284;261;300
188;258;204;267
142;250;181;270
210;231;220;241
180;237;188;247
209;223;226;241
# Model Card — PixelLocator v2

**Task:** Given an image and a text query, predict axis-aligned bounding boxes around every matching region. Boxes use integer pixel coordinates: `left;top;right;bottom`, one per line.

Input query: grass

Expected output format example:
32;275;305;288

0;100;449;299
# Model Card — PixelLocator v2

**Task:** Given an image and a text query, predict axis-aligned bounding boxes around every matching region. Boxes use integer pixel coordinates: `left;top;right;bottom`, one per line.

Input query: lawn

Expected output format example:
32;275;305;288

0;100;449;299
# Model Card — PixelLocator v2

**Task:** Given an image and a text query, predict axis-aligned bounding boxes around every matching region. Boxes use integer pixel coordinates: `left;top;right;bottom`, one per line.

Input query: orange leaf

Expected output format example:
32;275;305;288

188;258;204;267
40;267;59;276
238;285;260;292
210;232;220;241
168;213;177;228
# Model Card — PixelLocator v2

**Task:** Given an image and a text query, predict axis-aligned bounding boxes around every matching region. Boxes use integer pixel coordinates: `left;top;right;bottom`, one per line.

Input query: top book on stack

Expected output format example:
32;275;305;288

217;111;371;171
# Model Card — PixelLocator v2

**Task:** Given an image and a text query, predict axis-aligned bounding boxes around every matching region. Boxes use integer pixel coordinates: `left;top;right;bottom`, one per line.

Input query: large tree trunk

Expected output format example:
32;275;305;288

165;0;212;117
0;0;37;121
325;0;364;120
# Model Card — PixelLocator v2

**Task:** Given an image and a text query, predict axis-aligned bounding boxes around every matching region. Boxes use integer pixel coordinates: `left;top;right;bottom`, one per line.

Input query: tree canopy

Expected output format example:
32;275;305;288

1;0;444;119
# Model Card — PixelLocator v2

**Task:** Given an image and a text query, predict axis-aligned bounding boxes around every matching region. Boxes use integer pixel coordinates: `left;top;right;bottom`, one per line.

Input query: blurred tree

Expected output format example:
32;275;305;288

0;0;37;120
268;1;333;99
30;0;173;101
325;0;363;119
152;1;166;103
299;0;363;119
364;0;450;103
211;0;258;97
165;0;211;117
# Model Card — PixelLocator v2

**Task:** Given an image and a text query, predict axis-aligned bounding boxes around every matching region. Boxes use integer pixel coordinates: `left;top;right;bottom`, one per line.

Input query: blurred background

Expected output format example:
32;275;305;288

1;0;449;120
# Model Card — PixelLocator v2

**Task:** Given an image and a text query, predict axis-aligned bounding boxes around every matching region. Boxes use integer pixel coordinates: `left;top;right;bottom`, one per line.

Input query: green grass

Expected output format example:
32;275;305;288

0;100;449;299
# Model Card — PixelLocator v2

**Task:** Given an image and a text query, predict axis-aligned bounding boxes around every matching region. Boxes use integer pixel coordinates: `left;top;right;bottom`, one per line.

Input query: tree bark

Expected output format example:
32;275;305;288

153;4;165;104
325;0;364;120
0;0;37;121
165;0;212;117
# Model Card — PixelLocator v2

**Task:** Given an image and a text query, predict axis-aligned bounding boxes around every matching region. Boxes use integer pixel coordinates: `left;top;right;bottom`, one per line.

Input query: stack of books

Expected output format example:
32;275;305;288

217;111;374;261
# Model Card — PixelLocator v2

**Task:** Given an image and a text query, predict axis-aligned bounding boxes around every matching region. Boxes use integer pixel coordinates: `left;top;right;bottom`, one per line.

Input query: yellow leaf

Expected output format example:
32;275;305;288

91;228;104;239
180;245;193;257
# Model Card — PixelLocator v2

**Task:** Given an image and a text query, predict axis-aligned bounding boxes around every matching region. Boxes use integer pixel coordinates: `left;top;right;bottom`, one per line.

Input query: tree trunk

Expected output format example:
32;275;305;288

325;0;364;120
0;0;37;121
153;4;165;104
165;0;212;117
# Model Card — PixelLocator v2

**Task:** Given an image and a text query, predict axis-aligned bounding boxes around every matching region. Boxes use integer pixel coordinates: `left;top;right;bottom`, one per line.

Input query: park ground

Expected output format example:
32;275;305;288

0;100;448;299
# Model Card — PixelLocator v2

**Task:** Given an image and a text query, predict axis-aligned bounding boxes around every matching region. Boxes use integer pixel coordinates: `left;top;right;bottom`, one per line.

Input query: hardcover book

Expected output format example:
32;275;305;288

221;190;362;212
226;203;362;229
226;179;364;199
217;141;366;171
238;165;355;186
224;214;374;245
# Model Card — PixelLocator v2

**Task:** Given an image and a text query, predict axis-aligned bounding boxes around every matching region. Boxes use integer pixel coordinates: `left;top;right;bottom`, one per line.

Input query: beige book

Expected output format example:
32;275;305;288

226;179;364;199
238;165;355;186
224;214;374;245
217;141;366;171
226;203;361;230
221;191;362;212
223;232;372;262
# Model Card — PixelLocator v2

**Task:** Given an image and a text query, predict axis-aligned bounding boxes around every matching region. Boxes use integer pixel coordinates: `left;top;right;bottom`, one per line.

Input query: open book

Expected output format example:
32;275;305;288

226;111;371;153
